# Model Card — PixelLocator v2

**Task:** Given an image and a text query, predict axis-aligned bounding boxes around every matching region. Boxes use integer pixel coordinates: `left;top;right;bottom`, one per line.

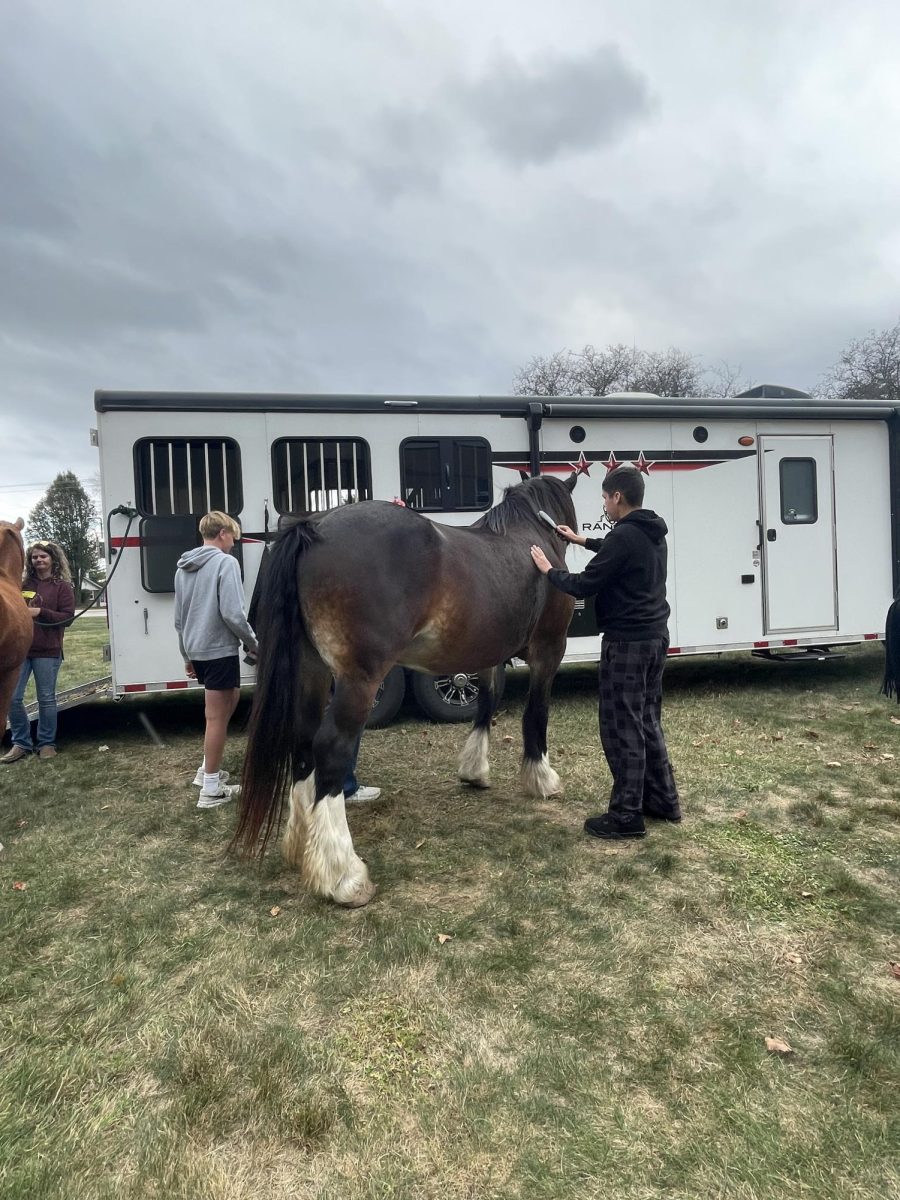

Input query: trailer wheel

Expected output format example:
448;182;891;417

410;666;506;723
365;666;407;729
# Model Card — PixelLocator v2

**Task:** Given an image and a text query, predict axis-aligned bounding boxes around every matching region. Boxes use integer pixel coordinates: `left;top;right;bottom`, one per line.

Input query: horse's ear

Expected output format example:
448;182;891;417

14;517;24;530
519;470;529;482
563;471;578;492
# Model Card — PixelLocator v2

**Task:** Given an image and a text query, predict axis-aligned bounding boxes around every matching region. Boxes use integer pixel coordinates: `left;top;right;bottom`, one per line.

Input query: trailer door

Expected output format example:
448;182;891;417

759;434;837;633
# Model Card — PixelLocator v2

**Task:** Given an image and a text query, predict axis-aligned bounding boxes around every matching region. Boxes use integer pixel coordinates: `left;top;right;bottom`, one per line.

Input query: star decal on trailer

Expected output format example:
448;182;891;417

602;451;620;471
568;450;592;476
632;451;654;474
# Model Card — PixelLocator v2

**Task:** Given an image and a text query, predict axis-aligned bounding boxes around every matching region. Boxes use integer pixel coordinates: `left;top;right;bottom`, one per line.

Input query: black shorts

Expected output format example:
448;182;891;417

192;655;240;691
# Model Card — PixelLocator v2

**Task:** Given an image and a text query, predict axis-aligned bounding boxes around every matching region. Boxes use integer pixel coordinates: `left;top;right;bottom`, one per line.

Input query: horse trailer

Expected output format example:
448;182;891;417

93;387;900;723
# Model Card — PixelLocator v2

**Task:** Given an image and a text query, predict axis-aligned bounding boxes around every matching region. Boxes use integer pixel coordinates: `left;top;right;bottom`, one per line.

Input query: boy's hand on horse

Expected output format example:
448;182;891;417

530;545;552;574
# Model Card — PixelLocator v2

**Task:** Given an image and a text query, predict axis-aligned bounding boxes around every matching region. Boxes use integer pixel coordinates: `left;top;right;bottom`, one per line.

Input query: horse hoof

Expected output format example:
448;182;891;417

333;874;377;908
459;776;491;790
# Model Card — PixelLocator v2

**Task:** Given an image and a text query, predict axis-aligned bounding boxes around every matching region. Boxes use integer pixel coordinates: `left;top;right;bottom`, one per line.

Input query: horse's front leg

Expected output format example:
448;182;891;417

458;665;502;789
520;628;568;798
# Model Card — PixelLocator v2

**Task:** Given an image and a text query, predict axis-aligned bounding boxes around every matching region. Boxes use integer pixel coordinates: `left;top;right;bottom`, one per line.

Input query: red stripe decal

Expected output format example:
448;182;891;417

166;681;189;690
783;639;798;646
123;683;147;693
667;647;681;655
864;633;879;640
110;536;142;548
754;641;769;648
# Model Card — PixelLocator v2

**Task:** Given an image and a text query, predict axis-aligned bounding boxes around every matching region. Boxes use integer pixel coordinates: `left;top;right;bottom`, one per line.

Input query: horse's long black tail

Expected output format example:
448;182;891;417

881;596;900;701
230;521;320;857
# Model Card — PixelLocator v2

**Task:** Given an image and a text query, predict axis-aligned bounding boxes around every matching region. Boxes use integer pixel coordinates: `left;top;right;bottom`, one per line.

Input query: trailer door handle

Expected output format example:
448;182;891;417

766;528;777;542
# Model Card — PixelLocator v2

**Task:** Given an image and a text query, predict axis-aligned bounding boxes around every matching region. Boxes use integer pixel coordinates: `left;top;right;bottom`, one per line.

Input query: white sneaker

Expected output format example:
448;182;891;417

197;783;240;808
346;785;381;803
192;769;230;787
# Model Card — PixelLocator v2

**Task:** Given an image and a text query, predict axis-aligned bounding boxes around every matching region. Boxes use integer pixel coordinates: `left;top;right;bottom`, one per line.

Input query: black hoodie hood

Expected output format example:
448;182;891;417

618;509;668;544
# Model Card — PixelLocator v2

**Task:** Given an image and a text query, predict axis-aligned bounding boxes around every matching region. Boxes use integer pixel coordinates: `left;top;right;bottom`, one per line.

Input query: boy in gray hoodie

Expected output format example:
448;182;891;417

174;511;258;807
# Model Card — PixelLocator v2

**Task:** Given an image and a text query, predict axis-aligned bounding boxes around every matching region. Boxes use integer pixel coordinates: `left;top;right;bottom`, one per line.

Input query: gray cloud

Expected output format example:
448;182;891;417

457;46;655;165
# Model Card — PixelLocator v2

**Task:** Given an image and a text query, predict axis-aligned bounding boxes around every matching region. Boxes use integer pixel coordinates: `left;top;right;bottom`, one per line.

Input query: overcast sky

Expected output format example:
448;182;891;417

3;0;900;520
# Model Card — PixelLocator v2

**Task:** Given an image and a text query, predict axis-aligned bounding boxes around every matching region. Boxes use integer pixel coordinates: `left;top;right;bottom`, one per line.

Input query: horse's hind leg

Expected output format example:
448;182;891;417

458;665;502;789
283;663;331;870
302;676;379;908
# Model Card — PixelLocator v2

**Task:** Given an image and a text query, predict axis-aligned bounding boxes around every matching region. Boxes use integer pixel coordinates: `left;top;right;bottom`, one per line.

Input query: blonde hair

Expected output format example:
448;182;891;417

199;511;241;540
24;540;73;585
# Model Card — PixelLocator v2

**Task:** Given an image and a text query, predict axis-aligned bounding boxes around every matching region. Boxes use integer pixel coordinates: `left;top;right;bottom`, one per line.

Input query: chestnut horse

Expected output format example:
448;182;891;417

0;519;33;736
232;473;578;907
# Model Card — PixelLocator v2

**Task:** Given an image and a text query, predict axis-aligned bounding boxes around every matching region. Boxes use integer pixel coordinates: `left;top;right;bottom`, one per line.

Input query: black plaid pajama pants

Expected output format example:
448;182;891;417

598;637;678;815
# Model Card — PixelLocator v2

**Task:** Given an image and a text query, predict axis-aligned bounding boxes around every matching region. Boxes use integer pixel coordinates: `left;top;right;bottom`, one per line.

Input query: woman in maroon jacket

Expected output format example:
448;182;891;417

0;541;76;762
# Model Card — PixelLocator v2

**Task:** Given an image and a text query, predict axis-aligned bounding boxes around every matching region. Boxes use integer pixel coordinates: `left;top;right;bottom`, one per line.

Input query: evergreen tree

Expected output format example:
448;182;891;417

28;471;99;594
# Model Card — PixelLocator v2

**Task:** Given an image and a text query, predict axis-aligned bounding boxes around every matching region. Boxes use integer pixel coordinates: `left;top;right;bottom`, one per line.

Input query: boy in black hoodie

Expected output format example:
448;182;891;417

530;465;680;839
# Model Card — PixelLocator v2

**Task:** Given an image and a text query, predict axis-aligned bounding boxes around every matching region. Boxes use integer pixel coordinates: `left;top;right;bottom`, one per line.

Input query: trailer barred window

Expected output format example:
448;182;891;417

134;438;243;516
400;438;492;512
272;439;372;514
779;458;818;524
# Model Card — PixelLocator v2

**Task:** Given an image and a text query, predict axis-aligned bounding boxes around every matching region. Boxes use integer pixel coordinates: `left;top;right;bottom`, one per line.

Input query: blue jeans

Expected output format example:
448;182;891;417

343;730;362;797
9;657;62;750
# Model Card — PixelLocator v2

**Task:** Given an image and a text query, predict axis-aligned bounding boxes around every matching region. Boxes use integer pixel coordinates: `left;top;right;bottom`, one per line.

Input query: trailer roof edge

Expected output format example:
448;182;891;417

93;390;899;420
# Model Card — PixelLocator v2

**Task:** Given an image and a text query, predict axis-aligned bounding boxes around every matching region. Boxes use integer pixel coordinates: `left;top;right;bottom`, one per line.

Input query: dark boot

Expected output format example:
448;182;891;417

583;811;646;840
642;798;682;823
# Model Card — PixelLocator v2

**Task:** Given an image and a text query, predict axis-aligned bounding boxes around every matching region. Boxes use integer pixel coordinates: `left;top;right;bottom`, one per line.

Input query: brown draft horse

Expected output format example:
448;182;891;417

0;519;33;736
232;472;578;907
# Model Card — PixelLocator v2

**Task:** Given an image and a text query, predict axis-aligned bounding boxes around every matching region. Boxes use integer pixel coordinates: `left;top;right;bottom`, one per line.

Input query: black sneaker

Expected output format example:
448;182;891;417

642;799;683;823
583;811;646;840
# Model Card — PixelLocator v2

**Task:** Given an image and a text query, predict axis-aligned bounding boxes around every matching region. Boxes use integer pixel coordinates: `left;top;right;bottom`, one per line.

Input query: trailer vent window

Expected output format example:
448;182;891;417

272;439;372;514
400;437;492;512
135;438;243;516
779;458;818;524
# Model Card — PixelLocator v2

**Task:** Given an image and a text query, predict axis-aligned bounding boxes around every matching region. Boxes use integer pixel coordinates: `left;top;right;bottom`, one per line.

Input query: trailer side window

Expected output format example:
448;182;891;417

779;458;818;524
400;438;492;512
271;439;372;513
134;438;243;516
133;438;243;593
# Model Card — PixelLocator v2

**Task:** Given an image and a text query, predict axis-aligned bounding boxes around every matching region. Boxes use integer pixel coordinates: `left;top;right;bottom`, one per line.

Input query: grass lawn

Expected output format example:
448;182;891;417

1;636;899;1199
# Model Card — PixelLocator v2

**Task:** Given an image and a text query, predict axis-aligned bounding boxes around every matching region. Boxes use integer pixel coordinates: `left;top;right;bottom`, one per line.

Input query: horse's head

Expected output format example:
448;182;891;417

0;518;26;579
479;472;578;535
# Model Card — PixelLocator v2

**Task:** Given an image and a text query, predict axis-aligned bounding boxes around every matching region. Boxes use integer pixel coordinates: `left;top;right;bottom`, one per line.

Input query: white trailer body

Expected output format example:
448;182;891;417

93;390;899;719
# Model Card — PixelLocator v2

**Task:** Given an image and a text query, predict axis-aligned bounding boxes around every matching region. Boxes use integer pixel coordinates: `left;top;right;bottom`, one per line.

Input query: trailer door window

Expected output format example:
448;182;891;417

400;438;492;512
135;438;243;516
779;458;818;524
272;439;372;514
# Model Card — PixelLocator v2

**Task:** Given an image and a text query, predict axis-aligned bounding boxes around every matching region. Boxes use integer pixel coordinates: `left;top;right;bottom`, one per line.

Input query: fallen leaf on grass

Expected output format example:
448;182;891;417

784;953;803;965
502;735;514;743
734;810;748;822
414;839;426;849
804;730;821;740
98;745;110;753
801;891;814;898
12;882;26;891
880;753;895;761
436;933;453;945
864;743;877;751
825;761;842;768
889;962;900;980
735;749;745;757
890;716;900;725
16;819;27;829
765;1037;793;1055
691;739;704;747
772;733;784;742
269;906;282;917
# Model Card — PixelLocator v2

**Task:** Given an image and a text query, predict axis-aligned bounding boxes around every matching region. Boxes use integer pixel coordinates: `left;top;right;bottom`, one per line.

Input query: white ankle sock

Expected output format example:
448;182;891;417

202;771;220;793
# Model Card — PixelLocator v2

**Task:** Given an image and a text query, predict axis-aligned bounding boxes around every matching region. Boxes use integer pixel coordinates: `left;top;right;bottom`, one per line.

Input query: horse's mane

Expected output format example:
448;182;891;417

477;474;576;535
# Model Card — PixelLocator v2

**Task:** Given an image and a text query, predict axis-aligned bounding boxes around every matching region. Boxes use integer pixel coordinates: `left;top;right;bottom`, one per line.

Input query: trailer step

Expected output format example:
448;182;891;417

20;675;113;721
751;647;846;663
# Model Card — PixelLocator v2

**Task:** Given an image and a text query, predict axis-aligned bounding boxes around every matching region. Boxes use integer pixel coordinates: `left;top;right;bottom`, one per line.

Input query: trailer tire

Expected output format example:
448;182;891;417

365;666;407;729
410;665;506;724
